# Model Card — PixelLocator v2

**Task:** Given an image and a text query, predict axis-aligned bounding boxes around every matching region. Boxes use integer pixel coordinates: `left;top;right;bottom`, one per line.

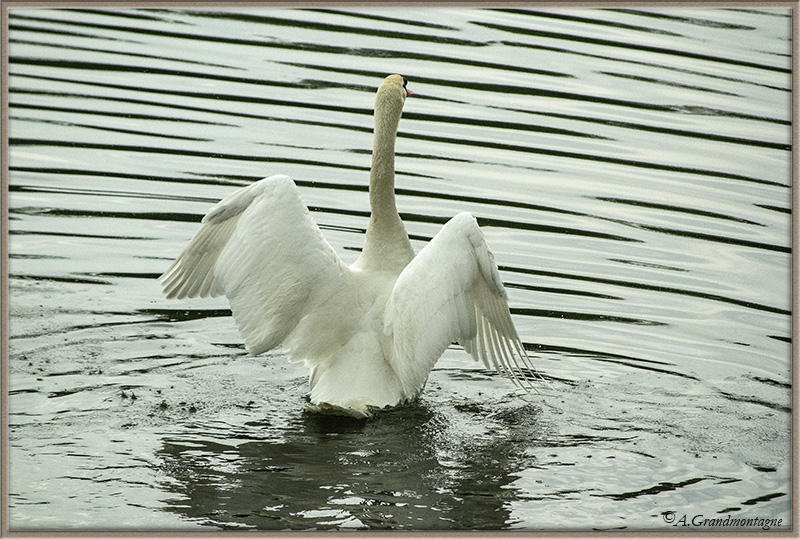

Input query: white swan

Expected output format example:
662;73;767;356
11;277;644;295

159;74;538;417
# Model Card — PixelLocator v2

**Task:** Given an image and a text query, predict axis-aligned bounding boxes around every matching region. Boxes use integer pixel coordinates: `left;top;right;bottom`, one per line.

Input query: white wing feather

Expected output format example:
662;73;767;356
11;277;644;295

159;174;347;355
386;212;536;395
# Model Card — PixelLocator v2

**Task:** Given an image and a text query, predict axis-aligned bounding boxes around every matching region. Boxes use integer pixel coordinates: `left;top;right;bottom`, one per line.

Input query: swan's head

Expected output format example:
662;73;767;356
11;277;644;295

376;74;413;114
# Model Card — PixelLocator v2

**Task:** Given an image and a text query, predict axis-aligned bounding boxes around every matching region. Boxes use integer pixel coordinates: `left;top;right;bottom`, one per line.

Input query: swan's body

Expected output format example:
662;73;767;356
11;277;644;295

160;75;537;417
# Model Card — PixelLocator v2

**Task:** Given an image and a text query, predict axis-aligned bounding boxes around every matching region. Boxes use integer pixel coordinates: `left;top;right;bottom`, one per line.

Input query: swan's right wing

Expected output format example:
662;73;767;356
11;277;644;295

385;212;537;395
159;175;347;355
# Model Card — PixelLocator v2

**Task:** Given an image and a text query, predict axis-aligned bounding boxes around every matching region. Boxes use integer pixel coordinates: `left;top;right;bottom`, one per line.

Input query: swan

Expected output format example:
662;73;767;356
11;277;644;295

159;74;538;417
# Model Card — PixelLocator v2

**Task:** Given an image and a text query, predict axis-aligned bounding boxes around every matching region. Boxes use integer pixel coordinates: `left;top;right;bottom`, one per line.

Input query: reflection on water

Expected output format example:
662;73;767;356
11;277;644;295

157;403;537;530
6;6;792;532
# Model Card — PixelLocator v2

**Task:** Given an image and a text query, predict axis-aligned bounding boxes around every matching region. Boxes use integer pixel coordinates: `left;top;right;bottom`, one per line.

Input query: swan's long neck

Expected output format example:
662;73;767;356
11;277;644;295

356;91;414;272
369;109;400;221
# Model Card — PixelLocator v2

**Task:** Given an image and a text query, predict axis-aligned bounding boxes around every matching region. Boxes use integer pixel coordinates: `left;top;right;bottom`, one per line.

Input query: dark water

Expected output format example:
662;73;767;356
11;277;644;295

6;7;793;531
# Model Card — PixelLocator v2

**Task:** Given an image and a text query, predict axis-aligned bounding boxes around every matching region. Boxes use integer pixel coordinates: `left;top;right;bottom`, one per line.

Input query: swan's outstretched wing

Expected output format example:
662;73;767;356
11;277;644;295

160;174;347;355
385;212;536;395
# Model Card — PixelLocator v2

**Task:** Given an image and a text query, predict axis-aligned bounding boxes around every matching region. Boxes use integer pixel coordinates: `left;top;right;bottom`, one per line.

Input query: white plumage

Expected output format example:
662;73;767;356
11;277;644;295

160;74;538;417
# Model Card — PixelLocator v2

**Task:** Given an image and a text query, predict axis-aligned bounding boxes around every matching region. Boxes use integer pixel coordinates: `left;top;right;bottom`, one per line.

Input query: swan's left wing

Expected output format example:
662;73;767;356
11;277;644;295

385;212;537;395
159;175;347;356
